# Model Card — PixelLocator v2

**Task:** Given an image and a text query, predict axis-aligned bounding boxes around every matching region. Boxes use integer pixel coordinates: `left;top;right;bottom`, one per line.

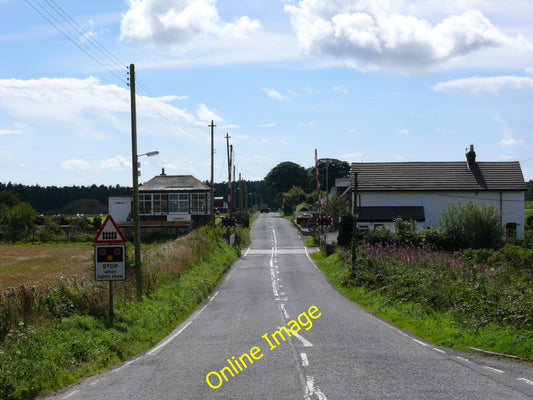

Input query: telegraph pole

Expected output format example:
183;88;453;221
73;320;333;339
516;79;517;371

351;171;358;275
239;172;243;216
209;120;216;228
225;133;231;216
129;63;142;296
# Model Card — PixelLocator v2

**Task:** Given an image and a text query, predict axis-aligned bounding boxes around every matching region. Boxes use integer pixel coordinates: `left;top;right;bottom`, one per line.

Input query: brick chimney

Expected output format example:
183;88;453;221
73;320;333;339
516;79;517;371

161;167;166;176
466;145;476;170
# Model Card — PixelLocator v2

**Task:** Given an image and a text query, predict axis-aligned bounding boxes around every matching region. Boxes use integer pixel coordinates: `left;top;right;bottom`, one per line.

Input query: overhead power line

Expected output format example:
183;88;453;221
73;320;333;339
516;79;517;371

25;0;207;136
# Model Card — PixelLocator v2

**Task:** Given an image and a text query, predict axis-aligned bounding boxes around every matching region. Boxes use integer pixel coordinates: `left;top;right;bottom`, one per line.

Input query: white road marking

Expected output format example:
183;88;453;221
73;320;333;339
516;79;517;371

61;390;79;399
518;378;533;386
300;352;309;367
433;348;446;354
456;356;472;363
112;357;138;373
305;376;328;400
411;338;428;347
147;291;219;356
292;331;314;347
280;303;290;319
484;366;504;374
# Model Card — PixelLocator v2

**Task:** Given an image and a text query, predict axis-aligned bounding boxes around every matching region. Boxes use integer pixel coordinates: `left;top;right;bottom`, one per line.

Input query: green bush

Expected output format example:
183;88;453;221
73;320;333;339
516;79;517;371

487;244;533;271
439;200;503;249
342;242;533;331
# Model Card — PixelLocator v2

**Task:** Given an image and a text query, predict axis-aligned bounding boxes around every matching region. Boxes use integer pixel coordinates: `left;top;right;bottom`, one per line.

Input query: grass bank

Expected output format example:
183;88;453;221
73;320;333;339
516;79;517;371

0;227;241;399
314;248;533;361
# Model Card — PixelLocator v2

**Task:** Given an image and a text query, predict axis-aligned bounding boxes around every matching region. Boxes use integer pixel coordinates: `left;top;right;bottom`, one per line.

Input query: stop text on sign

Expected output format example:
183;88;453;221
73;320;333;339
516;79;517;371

94;244;126;281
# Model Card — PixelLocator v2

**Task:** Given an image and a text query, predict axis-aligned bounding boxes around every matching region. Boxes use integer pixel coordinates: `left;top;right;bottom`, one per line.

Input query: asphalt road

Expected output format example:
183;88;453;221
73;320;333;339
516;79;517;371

46;213;533;399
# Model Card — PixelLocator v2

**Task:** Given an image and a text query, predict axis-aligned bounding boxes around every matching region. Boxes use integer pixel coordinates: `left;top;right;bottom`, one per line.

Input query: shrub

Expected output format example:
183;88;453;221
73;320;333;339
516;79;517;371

439;200;503;249
343;242;533;330
0;201;37;241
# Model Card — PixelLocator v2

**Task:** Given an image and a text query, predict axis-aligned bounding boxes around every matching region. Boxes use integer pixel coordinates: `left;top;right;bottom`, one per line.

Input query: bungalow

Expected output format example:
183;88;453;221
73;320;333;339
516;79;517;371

345;146;526;238
109;169;211;230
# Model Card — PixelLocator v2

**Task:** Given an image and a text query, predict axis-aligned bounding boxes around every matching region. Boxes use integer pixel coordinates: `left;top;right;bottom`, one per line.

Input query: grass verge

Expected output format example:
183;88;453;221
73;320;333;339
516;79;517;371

314;251;533;361
0;237;239;399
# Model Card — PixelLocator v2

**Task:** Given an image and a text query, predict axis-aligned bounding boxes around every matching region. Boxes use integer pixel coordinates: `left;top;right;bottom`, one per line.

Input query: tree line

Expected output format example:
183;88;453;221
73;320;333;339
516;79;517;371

0;182;131;213
1;166;531;215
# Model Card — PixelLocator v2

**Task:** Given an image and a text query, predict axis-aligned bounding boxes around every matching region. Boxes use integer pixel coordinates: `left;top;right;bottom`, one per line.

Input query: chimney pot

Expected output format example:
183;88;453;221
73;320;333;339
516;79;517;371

161;167;166;175
466;145;476;170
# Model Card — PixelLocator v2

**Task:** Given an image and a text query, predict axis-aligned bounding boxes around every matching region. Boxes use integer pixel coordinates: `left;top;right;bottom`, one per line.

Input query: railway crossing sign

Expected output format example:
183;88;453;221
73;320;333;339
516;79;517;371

94;244;126;281
94;215;126;243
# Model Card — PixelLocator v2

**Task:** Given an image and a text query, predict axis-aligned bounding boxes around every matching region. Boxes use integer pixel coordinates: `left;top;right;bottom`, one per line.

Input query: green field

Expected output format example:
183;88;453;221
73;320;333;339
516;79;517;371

526;201;533;217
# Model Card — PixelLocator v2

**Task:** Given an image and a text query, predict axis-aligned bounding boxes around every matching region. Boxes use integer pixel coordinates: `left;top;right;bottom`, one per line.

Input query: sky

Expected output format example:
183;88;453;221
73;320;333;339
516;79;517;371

0;0;532;187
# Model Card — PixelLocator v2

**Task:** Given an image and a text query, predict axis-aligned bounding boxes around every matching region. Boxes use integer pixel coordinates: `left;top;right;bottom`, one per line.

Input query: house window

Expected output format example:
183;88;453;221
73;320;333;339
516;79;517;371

506;223;517;239
191;193;206;213
140;194;152;214
169;194;189;213
152;194;167;213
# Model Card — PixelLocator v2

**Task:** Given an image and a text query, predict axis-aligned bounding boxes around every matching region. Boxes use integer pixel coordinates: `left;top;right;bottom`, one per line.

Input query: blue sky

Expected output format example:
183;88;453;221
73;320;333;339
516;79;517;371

0;0;532;187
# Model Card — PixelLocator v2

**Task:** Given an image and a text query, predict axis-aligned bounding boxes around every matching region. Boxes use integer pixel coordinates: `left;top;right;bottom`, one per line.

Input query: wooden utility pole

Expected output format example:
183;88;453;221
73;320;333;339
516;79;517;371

351;171;358;275
209;120;216;228
225;133;231;216
239;173;243;216
129;63;142;296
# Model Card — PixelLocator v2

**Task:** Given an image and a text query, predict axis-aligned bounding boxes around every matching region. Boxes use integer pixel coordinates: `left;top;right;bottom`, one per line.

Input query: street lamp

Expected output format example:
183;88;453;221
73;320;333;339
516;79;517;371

139;151;159;157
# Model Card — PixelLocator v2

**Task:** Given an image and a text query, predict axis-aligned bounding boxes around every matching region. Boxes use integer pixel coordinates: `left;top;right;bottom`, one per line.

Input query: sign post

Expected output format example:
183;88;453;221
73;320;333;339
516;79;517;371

94;215;126;320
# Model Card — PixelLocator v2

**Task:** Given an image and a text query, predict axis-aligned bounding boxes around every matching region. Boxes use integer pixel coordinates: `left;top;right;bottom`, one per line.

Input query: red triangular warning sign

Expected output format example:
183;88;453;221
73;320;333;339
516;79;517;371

94;215;127;243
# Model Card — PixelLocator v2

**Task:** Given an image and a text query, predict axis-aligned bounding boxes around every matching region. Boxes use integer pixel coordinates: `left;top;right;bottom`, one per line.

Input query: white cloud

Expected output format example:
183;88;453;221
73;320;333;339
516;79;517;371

260;122;277;128
500;137;524;147
433;76;533;94
398;129;410;135
0;129;22;136
196;103;222;123
120;0;260;45
298;121;317;128
493;117;524;147
263;88;287;101
261;138;271;144
61;155;131;172
162;157;197;174
333;85;349;94
339;152;365;161
0;77;213;140
284;0;527;73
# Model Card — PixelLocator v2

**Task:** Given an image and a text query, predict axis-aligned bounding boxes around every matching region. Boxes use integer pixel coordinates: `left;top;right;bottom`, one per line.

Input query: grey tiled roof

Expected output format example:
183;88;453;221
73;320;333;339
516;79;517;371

351;162;526;191
139;175;210;192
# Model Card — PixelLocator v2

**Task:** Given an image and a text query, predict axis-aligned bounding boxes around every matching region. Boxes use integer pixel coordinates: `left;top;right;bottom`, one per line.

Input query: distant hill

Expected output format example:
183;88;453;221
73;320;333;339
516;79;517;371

50;199;107;215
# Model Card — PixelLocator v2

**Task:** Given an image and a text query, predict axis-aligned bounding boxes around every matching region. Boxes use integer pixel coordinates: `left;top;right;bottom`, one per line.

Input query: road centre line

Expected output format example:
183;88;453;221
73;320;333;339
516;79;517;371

292;331;314;348
280;303;290;319
305;376;328;400
300;352;309;367
433;348;446;354
147;291;219;356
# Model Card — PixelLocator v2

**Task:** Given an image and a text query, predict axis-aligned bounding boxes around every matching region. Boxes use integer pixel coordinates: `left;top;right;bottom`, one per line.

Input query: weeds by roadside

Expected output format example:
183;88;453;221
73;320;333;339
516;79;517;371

315;243;533;360
0;226;245;399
